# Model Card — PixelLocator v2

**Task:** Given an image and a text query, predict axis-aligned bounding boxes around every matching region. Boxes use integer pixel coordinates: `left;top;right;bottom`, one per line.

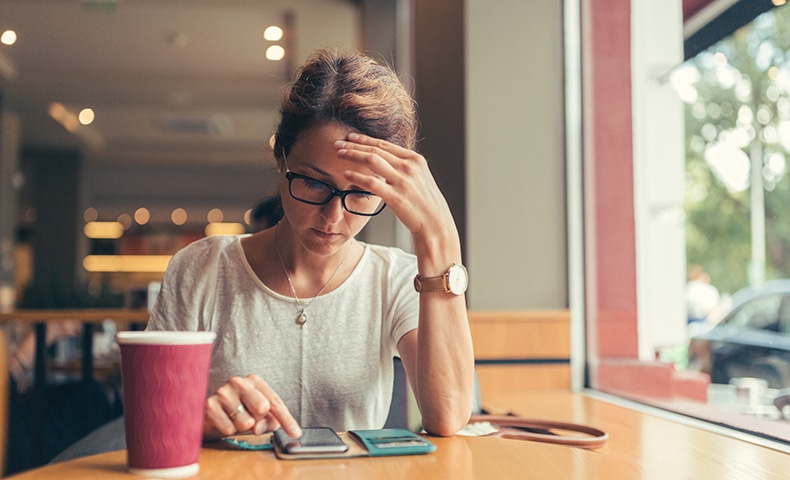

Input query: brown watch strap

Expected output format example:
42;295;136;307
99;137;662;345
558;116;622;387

413;273;449;292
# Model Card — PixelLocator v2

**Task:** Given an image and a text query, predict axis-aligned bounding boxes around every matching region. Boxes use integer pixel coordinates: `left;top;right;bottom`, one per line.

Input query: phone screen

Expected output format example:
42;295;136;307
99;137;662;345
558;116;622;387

273;427;349;454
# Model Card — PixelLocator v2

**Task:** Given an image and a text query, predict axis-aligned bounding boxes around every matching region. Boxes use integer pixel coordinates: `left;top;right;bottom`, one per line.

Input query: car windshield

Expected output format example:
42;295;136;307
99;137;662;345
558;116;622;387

723;293;784;332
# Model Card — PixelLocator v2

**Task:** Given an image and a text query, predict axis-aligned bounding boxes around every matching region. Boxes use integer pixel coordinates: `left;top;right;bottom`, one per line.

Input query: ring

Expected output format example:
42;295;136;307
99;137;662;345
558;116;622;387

228;403;246;420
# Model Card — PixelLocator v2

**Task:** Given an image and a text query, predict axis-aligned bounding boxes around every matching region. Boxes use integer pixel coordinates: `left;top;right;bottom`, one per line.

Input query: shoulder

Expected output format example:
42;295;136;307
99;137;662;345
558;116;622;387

170;235;243;265
358;244;417;289
151;236;246;330
362;243;416;271
176;234;242;254
163;235;245;284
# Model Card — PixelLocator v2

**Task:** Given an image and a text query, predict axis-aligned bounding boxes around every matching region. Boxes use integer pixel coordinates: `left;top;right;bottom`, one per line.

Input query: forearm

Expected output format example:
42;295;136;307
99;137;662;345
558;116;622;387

410;227;475;436
337;131;475;434
413;297;475;436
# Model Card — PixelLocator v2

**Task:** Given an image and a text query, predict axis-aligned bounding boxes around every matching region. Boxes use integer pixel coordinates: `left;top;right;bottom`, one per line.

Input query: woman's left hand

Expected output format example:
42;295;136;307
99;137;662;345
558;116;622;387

336;132;473;437
334;133;457;241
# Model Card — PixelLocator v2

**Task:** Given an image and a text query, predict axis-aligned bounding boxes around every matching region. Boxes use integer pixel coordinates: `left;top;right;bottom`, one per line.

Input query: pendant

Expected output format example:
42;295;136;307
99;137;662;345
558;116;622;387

296;310;307;327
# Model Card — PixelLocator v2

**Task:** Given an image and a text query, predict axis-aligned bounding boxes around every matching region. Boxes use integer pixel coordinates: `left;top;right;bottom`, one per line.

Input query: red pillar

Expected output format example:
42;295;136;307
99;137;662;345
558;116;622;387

581;0;638;361
580;0;709;401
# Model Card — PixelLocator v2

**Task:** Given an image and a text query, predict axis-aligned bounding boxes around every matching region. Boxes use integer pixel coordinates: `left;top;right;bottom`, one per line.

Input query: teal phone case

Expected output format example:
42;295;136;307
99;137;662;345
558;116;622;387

223;435;274;450
226;428;436;458
348;428;436;456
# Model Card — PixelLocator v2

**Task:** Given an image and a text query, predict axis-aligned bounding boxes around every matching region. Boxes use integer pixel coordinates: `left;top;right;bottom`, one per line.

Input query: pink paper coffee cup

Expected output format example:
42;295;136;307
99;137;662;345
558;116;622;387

117;331;216;478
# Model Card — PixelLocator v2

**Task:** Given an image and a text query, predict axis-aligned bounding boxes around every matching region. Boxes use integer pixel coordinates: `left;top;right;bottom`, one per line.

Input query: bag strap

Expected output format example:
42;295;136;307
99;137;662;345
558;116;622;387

468;414;608;449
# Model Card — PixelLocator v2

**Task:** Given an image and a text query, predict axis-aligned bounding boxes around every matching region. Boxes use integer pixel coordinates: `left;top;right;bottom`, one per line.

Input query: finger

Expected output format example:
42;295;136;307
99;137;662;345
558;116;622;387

334;134;448;235
335;134;428;188
252;415;282;435
343;170;394;199
209;377;259;434
227;403;247;422
345;132;414;158
335;142;403;181
205;394;240;437
334;132;420;167
247;374;302;438
335;145;415;200
265;415;282;432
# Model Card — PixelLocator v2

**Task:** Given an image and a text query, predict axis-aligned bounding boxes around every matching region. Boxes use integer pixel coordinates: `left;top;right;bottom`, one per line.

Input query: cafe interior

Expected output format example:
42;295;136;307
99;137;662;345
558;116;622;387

2;0;790;478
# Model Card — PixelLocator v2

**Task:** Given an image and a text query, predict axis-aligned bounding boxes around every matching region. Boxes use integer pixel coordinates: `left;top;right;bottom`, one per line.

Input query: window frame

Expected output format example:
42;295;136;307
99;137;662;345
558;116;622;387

569;0;790;448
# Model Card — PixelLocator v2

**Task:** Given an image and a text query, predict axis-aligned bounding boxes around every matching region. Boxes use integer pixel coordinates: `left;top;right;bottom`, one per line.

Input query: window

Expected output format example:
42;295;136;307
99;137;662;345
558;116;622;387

576;0;790;447
728;295;783;331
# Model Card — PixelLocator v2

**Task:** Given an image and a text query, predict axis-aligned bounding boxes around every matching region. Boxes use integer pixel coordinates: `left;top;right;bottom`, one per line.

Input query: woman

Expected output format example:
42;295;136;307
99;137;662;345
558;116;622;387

147;48;474;440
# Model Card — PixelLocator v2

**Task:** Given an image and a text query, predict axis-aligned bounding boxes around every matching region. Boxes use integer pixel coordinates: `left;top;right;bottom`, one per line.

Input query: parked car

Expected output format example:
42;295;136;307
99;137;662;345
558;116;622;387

688;279;790;388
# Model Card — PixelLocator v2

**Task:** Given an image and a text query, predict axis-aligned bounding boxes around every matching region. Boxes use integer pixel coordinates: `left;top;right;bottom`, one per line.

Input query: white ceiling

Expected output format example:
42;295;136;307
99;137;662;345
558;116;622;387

0;0;360;167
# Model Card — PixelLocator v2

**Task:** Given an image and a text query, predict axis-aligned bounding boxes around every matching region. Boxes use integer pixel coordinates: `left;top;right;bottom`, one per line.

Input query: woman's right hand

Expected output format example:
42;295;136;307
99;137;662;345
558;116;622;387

203;374;302;441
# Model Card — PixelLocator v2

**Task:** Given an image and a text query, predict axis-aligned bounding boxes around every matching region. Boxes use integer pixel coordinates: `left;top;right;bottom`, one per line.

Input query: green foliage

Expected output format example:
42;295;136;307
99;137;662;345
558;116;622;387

684;5;790;295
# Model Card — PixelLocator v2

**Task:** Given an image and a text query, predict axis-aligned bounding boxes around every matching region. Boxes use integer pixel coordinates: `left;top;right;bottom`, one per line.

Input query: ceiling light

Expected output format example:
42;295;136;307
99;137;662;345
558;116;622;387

79;108;95;125
83;255;172;273
83;207;99;222
47;102;104;150
1;30;17;46
48;102;79;132
134;208;150;225
205;223;245;236
263;26;283;41
84;221;124;239
117;213;132;230
171;208;188;226
207;208;224;223
266;45;285;61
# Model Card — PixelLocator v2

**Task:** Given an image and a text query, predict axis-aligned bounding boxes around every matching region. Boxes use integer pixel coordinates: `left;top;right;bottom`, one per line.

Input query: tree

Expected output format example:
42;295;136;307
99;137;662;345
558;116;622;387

681;6;790;295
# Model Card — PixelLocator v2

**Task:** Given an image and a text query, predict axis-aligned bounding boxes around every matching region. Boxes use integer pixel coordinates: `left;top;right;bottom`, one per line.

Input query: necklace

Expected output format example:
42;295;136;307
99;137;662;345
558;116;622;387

274;226;352;327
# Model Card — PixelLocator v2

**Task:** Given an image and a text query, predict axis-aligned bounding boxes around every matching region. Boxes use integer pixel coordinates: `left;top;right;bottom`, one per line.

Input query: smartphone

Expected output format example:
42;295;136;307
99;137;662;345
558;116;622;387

273;427;349;454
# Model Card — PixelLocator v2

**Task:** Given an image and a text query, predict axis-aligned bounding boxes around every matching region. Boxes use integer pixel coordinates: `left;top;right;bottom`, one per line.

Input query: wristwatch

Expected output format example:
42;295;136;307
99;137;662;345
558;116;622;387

413;263;468;295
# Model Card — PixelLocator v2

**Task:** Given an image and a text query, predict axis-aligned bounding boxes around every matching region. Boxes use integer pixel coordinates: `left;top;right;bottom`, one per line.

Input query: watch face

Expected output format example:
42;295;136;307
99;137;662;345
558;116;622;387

447;264;468;295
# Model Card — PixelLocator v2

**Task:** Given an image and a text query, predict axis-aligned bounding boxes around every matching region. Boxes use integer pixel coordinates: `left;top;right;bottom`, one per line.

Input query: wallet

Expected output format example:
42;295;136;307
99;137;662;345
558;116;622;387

224;428;436;460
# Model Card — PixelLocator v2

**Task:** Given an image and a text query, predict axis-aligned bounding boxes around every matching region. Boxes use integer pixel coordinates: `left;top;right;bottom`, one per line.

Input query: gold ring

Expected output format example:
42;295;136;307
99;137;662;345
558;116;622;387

228;403;246;420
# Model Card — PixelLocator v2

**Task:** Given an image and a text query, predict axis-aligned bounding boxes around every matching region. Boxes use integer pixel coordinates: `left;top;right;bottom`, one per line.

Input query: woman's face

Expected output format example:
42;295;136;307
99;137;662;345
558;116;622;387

278;121;377;257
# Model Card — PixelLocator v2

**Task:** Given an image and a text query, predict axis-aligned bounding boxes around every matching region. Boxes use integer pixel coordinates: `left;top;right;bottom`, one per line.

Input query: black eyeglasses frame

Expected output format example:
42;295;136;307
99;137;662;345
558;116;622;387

284;168;387;217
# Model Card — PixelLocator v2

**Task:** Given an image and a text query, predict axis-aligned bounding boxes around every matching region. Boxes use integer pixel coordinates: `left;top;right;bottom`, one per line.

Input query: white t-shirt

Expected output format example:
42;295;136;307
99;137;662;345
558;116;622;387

147;235;419;431
686;279;720;323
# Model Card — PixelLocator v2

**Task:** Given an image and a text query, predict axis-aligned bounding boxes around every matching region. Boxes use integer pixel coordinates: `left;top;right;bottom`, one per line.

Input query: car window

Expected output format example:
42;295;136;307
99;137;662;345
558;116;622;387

724;293;783;331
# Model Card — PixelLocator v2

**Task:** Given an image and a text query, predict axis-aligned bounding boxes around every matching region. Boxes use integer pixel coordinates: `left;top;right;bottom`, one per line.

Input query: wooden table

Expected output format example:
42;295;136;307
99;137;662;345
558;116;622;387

8;436;523;480
9;391;790;479
481;390;790;479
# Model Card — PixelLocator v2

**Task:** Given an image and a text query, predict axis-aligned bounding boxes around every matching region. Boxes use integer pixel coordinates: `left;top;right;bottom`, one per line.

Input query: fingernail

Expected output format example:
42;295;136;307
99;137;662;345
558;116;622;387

334;140;346;148
348;132;360;140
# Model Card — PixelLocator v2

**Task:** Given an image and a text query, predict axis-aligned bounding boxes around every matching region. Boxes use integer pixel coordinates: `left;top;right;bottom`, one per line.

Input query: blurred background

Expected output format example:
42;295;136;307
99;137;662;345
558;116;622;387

5;0;790;474
0;0;367;308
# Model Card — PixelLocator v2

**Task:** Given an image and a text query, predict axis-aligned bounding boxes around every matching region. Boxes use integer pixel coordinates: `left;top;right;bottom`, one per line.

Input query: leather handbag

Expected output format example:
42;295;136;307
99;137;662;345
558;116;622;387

468;414;608;449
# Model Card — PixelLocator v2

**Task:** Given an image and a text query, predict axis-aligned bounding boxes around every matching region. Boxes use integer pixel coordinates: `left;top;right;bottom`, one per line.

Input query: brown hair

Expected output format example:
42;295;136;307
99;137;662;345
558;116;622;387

273;48;418;159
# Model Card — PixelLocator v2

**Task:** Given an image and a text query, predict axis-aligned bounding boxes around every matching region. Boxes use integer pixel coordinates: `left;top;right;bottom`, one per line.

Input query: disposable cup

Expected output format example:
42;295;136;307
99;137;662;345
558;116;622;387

116;331;216;478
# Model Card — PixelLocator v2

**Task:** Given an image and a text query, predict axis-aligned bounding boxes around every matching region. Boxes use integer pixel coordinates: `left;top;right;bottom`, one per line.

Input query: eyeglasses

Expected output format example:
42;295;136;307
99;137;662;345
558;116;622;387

283;157;386;216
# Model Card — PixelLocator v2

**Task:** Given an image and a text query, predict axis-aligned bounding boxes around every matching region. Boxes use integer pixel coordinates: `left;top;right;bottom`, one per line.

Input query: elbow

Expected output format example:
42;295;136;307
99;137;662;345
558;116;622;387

417;381;475;436
421;410;471;437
